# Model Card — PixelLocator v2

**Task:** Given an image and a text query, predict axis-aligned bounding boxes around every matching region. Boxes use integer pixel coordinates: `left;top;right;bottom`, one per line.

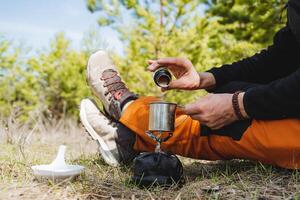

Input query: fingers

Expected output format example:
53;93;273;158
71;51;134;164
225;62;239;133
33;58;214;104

165;79;185;90
159;80;181;91
156;57;178;65
161;87;168;92
147;57;188;72
147;60;160;72
157;57;186;67
207;119;225;130
189;114;208;123
183;101;202;115
189;114;225;130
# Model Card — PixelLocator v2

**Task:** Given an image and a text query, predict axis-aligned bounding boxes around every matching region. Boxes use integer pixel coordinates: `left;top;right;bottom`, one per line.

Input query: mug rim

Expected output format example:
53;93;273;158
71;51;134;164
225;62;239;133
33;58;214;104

149;101;177;105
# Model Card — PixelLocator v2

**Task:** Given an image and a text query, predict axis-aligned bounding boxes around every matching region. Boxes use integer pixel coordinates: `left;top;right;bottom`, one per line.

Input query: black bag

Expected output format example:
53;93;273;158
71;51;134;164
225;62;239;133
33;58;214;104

131;151;184;187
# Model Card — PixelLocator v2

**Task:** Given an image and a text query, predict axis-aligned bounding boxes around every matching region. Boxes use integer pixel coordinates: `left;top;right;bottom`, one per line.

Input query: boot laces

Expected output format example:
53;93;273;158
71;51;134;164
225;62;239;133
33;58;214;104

101;69;128;101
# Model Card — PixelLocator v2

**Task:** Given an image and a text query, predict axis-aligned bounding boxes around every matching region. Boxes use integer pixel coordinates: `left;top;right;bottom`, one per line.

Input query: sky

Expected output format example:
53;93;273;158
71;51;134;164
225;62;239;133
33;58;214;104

0;0;123;54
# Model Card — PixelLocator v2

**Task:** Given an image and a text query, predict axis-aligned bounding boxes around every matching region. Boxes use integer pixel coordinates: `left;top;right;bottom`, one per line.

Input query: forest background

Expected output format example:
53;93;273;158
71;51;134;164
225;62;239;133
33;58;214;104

0;0;287;121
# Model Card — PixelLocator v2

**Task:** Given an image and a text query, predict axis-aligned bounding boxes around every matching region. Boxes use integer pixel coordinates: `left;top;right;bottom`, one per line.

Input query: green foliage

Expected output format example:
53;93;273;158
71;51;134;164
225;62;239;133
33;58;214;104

0;34;91;120
204;0;287;45
0;38;40;120
27;34;90;118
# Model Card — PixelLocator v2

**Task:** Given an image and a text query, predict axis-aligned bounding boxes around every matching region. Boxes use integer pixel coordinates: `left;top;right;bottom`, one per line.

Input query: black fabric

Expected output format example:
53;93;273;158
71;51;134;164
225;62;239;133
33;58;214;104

131;152;184;187
201;120;251;140
115;122;139;165
210;81;262;94
288;0;300;43
102;109;138;165
207;25;300;120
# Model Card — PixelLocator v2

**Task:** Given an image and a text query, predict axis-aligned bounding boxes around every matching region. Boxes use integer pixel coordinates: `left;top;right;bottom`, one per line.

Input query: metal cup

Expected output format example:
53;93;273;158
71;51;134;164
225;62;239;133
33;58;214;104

149;102;177;132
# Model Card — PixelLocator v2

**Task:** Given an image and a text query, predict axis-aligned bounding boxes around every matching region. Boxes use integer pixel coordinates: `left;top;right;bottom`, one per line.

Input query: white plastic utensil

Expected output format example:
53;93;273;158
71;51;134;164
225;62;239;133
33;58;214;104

31;145;84;181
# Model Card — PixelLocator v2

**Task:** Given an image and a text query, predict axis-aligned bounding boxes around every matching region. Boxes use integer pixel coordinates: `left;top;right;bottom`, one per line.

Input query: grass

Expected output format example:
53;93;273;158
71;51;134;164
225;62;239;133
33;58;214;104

1;116;300;199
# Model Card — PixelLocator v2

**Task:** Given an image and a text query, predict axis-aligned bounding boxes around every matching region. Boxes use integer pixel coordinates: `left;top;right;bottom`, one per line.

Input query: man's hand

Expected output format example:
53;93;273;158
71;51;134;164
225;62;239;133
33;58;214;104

148;57;216;90
184;93;241;130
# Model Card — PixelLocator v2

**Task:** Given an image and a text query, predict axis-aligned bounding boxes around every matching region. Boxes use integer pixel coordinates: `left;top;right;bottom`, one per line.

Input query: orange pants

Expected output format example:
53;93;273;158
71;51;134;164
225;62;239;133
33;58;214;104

120;97;300;169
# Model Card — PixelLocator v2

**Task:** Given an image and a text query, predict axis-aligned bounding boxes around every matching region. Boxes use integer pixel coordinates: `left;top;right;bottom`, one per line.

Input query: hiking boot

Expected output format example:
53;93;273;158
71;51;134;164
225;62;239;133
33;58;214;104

80;98;138;166
86;50;138;120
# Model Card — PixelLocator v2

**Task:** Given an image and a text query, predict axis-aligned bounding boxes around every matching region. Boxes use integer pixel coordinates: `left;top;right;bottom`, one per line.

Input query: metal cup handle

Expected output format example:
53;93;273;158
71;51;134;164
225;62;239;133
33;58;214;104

174;106;189;128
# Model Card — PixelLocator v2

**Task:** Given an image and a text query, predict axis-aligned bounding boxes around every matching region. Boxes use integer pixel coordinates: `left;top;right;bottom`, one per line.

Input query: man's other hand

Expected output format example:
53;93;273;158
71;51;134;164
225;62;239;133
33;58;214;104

183;93;238;130
147;57;216;91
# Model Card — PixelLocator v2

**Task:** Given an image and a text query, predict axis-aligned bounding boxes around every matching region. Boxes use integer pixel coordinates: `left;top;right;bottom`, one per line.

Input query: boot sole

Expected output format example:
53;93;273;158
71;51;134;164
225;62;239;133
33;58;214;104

80;100;120;167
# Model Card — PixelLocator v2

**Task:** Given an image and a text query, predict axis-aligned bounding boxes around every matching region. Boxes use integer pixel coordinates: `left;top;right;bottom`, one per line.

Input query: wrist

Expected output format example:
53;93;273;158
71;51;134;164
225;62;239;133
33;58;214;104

198;72;216;89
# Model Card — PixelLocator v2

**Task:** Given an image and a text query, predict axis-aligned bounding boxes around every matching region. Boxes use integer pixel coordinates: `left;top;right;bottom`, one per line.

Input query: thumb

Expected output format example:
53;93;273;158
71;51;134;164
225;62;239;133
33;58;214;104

166;79;184;90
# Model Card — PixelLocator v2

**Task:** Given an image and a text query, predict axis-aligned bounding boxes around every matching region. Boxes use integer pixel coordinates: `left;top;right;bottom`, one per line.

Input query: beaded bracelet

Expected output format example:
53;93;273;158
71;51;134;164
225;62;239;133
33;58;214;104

232;91;246;120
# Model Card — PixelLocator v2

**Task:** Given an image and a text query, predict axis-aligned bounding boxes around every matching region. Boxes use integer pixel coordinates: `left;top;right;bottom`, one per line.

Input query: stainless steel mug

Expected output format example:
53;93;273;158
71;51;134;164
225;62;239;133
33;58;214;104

149;102;177;132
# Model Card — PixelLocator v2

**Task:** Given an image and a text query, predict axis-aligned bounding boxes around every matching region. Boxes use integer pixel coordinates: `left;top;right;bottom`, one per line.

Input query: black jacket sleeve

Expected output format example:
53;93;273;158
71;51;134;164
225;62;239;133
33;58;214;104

244;67;300;119
207;26;300;87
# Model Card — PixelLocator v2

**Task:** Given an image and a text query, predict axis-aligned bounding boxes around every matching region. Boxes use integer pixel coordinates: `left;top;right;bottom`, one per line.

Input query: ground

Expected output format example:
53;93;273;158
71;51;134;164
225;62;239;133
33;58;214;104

1;118;300;200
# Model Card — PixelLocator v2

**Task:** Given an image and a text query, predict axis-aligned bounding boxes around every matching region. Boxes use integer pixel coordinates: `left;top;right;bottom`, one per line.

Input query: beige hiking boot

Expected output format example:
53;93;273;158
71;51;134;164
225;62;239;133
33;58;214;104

86;50;137;120
80;98;138;166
